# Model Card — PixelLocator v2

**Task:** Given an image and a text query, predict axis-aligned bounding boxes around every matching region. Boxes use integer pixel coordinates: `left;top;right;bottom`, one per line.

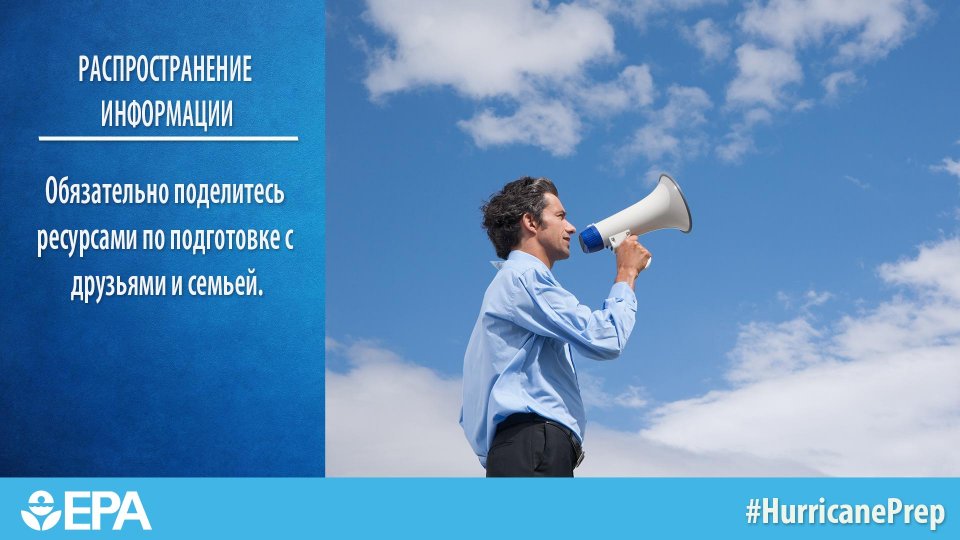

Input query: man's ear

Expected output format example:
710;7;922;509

520;212;539;234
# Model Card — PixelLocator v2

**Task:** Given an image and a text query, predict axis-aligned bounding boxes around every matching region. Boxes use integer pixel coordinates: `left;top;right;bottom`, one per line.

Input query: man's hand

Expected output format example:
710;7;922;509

614;235;651;289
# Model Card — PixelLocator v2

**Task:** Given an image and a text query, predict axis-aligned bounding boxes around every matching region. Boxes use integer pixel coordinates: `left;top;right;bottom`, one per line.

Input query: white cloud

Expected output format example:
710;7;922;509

358;0;929;162
822;70;860;101
658;86;713;127
739;0;931;62
715;107;772;162
361;0;673;156
643;237;960;475
777;288;833;311
777;289;833;315
590;0;727;29
932;157;960;179
328;238;960;476
326;340;817;476
579;371;650;409
725;317;829;384
613;386;650;408
793;99;815;112
619;85;712;164
715;130;754;163
878;238;960;300
683;18;731;62
643;343;960;475
803;289;834;309
624;126;680;164
843;174;870;189
727;45;803;108
325;336;344;352
722;2;927;161
578;423;820;475
364;0;615;99
572;65;656;117
326;340;480;476
719;45;799;160
457;101;582;157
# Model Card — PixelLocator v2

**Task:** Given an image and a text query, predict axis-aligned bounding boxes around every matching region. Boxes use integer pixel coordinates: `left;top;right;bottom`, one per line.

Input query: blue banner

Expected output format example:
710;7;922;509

0;1;324;477
0;479;954;538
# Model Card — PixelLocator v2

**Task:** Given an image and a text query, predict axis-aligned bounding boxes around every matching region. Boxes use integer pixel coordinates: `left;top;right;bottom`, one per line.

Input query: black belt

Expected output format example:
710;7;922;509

497;413;585;468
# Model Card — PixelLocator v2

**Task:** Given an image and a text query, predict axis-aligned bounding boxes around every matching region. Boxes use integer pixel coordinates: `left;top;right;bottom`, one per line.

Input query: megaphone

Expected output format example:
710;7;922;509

579;173;692;254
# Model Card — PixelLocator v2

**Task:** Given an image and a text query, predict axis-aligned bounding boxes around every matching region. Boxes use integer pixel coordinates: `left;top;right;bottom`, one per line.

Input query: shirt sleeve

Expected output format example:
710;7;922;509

508;269;638;360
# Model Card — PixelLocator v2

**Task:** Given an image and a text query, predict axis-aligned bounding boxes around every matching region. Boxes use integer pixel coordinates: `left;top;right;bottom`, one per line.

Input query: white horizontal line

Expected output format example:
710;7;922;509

38;136;299;142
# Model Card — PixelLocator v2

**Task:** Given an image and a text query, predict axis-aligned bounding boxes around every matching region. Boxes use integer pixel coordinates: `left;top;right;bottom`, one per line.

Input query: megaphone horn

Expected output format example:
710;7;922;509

579;173;692;254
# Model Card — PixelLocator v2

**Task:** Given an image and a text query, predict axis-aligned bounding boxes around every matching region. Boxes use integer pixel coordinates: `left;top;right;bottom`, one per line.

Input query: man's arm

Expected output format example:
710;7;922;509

508;235;651;360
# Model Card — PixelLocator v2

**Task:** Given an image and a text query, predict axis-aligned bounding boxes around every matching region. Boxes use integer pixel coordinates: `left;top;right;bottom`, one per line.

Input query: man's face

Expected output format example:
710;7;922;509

535;193;577;265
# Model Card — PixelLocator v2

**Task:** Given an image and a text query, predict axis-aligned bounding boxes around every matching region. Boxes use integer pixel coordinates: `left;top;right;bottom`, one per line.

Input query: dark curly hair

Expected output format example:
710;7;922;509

481;176;559;260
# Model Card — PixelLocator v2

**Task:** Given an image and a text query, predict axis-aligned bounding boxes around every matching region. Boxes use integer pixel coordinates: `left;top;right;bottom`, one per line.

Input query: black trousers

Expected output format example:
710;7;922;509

486;413;582;477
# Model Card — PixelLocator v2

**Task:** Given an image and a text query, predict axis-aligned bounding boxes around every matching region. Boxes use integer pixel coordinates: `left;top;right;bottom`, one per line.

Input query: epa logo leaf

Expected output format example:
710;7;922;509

21;510;41;531
42;511;62;530
21;509;61;531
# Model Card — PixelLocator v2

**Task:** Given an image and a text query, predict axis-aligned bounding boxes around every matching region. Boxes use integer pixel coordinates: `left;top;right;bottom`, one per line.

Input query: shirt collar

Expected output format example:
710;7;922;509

489;250;550;273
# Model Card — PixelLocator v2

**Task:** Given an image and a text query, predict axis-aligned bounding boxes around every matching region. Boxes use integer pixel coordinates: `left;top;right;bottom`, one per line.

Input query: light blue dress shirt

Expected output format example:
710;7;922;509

460;250;638;468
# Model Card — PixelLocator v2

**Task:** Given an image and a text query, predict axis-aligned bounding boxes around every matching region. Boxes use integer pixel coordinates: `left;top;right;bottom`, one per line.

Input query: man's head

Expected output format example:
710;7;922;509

482;176;576;267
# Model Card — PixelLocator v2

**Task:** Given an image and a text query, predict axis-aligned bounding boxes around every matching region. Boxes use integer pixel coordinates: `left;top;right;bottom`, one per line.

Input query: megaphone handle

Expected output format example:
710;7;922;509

608;230;630;249
610;230;652;270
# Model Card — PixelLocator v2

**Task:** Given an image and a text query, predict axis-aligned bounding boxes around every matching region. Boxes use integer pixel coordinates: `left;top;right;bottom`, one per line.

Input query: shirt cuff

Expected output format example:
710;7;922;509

608;281;638;309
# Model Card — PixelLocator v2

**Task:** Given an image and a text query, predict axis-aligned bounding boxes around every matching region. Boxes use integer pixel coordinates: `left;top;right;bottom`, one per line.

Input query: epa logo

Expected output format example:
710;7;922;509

21;491;61;531
20;490;152;531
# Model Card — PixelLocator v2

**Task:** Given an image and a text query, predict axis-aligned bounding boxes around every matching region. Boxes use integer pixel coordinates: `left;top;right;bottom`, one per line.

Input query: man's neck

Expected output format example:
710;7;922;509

515;243;552;269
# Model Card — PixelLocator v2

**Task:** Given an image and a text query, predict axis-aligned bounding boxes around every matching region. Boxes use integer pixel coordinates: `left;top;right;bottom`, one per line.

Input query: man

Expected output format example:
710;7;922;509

460;176;651;477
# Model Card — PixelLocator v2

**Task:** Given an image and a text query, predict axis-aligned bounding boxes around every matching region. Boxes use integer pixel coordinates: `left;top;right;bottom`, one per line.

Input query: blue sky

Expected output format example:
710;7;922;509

325;0;960;476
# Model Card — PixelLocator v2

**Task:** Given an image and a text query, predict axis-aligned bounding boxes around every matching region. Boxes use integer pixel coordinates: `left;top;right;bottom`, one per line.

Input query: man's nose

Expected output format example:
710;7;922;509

566;221;576;234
